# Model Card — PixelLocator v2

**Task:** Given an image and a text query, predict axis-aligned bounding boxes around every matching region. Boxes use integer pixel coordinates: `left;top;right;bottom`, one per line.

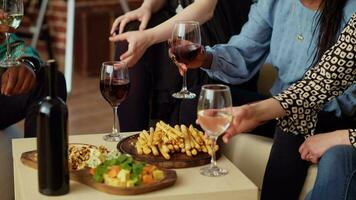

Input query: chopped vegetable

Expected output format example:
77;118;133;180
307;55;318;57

90;154;165;188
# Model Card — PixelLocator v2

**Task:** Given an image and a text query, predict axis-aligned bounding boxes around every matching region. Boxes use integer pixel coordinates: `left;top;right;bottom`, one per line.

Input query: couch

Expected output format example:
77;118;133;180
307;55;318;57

220;64;318;200
222;133;318;200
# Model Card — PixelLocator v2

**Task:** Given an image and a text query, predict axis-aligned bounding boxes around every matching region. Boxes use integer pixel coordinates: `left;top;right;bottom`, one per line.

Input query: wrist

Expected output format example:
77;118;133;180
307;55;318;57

141;1;154;12
334;130;351;145
200;50;213;69
145;28;158;45
20;57;37;74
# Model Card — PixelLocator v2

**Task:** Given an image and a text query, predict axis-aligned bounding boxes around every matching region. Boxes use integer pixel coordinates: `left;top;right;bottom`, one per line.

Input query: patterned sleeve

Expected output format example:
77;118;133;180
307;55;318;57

273;13;356;137
349;129;356;148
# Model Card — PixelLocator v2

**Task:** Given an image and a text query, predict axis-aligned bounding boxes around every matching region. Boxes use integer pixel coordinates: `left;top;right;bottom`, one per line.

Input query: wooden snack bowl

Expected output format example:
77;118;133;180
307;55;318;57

118;134;221;169
20;146;177;195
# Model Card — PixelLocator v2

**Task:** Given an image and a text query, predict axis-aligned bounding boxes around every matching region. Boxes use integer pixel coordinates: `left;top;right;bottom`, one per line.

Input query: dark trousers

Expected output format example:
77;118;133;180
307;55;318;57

261;112;356;200
0;69;67;138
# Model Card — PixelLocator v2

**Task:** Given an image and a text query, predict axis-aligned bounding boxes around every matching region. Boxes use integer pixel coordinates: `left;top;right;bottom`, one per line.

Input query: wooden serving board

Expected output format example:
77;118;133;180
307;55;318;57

21;150;177;195
118;134;221;169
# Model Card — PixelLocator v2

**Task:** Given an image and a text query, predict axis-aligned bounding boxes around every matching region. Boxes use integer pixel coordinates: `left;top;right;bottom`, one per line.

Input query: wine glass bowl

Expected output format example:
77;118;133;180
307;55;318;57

169;20;201;99
197;84;232;177
100;61;130;142
0;0;23;67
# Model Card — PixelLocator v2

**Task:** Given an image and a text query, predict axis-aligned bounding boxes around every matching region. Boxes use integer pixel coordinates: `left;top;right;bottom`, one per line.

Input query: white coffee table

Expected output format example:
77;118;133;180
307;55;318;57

12;133;258;200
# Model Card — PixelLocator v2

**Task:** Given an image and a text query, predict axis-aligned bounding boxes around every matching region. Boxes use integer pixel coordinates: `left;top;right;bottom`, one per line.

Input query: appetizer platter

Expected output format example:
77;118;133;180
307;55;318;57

21;143;177;195
118;121;220;168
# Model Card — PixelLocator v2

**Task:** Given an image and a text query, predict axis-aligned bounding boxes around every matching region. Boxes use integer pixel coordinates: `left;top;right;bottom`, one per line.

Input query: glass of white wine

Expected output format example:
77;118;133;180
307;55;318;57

197;84;232;177
0;0;23;67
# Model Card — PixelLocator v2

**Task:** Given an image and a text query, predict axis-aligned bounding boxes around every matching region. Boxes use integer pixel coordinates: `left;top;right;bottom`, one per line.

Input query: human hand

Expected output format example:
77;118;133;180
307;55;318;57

1;64;36;96
299;130;350;164
110;6;152;35
109;30;154;67
168;39;206;76
222;105;262;143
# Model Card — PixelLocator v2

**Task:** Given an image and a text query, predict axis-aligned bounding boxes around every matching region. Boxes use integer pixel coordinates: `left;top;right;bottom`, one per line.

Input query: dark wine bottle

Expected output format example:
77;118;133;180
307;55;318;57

36;60;69;196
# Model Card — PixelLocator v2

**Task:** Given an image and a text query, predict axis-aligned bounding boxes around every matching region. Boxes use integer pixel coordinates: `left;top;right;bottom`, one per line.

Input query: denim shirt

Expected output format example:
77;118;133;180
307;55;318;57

203;0;356;117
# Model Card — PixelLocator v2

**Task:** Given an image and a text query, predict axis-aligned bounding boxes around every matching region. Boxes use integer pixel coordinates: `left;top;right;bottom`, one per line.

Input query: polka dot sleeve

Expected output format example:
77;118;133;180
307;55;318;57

350;129;356;148
273;13;356;137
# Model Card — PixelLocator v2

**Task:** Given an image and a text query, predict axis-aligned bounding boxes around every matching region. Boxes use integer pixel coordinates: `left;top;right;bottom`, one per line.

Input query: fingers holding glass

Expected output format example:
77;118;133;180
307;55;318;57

169;21;201;99
0;0;24;67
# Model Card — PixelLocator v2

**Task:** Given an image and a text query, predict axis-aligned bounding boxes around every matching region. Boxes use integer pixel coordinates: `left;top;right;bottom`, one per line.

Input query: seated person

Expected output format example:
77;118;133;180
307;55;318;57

172;0;355;199
0;11;67;138
109;0;259;132
223;13;356;200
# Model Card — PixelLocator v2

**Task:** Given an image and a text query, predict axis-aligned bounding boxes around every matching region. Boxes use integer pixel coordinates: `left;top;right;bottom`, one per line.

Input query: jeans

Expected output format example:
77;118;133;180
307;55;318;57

261;112;356;200
306;145;356;200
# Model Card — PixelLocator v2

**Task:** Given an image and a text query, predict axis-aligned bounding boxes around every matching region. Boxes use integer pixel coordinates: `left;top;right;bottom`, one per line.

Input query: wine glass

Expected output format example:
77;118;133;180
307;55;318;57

169;20;201;99
197;84;232;177
0;0;23;67
100;61;130;142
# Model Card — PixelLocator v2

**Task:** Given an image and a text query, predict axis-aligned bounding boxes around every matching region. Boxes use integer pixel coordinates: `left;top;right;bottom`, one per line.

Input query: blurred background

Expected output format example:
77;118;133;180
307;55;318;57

16;0;143;134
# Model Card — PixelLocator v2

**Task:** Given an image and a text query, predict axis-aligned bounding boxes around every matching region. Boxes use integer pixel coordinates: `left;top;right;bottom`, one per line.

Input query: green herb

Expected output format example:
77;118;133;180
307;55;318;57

93;164;108;182
131;162;145;185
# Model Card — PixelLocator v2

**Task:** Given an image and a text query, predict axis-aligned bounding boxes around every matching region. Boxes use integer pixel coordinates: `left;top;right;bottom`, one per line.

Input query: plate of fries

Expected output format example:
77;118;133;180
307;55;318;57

117;121;220;168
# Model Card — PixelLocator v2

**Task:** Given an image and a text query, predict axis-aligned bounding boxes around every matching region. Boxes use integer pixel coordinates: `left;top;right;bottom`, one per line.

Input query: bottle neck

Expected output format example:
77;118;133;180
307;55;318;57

44;62;57;98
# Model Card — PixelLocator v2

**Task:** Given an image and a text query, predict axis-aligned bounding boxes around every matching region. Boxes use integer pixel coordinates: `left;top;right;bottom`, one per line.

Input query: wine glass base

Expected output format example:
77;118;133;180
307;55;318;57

0;60;21;68
103;134;123;142
172;90;196;99
200;165;228;177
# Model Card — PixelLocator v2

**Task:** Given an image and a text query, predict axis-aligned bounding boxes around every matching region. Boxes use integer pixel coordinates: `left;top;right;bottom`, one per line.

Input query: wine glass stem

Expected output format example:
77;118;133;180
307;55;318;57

210;136;217;168
5;33;12;61
112;106;120;135
182;71;188;91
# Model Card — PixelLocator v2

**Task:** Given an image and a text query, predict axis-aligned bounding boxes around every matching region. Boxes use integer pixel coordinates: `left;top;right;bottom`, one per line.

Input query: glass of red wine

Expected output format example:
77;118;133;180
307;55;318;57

100;61;130;142
169;21;201;99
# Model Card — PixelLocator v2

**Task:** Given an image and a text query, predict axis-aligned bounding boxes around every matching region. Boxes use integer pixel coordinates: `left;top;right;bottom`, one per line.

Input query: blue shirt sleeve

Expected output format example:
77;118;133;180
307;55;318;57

202;0;275;85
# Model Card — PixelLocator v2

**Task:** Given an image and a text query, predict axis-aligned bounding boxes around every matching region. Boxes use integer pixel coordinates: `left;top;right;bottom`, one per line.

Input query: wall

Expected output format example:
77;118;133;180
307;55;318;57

22;0;142;72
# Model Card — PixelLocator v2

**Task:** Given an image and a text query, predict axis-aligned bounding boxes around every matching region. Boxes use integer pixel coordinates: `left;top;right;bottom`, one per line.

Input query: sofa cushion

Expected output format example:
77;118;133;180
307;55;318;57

222;133;317;200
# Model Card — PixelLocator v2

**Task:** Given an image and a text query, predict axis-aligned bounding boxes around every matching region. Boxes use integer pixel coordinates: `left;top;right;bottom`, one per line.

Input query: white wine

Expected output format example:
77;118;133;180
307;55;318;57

0;14;23;29
197;110;232;137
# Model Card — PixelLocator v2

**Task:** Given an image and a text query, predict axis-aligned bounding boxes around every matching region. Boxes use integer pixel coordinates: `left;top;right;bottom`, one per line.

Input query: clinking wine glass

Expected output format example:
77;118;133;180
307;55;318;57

0;0;23;67
169;20;201;99
197;84;232;177
100;61;130;142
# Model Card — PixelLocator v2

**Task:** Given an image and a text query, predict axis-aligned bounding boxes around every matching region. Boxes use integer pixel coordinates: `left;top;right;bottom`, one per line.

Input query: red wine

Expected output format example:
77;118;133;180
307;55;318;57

35;60;69;196
100;79;130;106
172;43;202;64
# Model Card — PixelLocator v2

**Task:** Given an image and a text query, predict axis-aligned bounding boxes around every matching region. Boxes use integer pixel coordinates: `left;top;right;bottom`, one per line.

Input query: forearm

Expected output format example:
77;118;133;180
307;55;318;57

147;0;217;44
248;98;287;123
141;0;165;13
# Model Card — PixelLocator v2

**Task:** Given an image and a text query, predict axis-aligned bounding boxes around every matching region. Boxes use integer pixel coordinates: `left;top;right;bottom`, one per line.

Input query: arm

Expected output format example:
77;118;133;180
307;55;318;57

222;98;285;143
109;0;217;67
111;0;165;34
174;0;274;84
274;13;356;136
223;13;356;143
1;34;42;96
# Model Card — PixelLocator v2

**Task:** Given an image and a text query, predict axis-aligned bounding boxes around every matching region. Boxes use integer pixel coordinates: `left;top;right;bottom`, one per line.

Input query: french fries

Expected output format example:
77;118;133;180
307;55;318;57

135;121;219;160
